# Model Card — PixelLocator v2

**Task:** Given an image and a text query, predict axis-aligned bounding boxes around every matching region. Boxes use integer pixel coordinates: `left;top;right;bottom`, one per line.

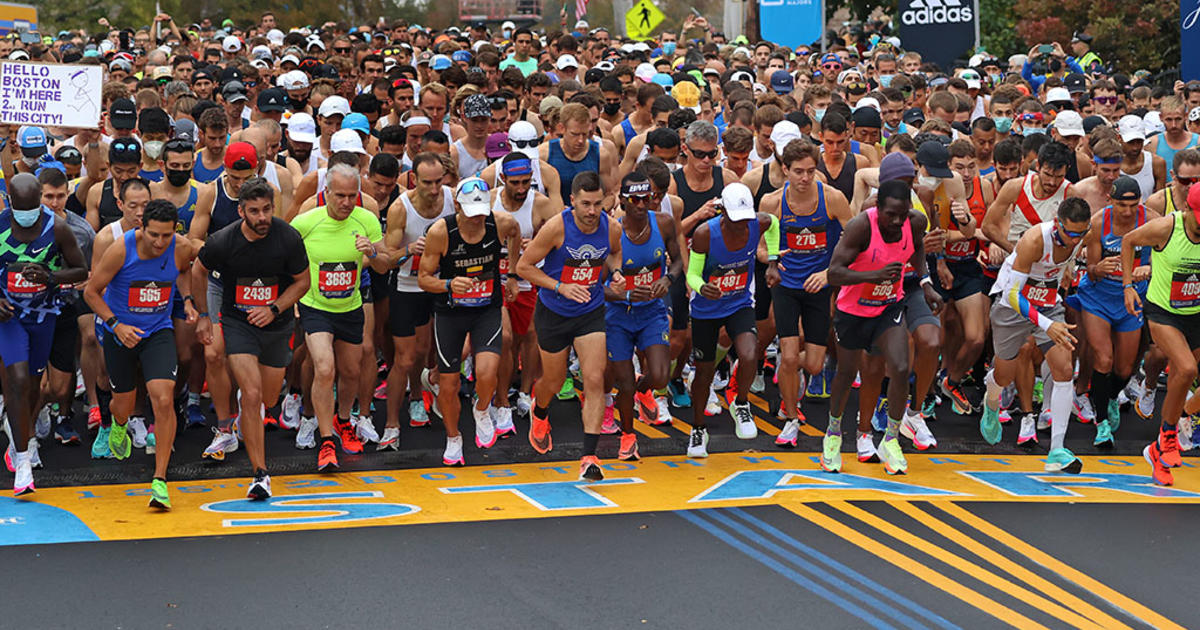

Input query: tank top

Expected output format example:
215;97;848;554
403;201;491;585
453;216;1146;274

492;160;546;197
1156;133;1198;184
1082;204;1150;292
1148;212;1200;314
779;182;840;289
992;221;1074;311
945;175;988;263
491;189;535;291
1121;151;1155;202
614;211;668;312
751;164;780;211
673;167;725;237
1165;186;1182;215
210;176;241;235
546;139;600;206
436;213;502;311
690;216;758;319
1010;172;1071;243
261;162;282;191
98;180;121;227
620;118;637;146
0;208;63;323
175;183;199;234
835;208;913;317
192;149;224;184
453;138;490;179
816;150;857;202
103;229;178;336
538;208;610;317
138;168;164;183
395;187;454;292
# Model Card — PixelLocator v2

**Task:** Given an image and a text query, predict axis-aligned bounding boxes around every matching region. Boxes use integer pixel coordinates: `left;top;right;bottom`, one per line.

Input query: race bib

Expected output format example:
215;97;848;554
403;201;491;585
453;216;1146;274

235;277;278;311
1170;272;1200;309
318;262;358;300
498;250;510;275
624;261;662;291
451;276;495;306
128;280;172;313
785;226;827;252
408;253;421;277
6;270;44;295
858;280;897;308
945;238;978;261
1021;277;1058;308
562;257;602;286
709;263;749;293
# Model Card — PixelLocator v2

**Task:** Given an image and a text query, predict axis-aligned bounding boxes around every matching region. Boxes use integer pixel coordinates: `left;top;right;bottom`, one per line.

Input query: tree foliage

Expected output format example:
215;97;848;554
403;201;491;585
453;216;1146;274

1011;0;1179;72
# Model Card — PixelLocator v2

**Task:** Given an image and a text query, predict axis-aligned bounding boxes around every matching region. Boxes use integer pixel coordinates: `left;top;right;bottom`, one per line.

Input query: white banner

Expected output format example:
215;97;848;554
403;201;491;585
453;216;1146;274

0;62;103;128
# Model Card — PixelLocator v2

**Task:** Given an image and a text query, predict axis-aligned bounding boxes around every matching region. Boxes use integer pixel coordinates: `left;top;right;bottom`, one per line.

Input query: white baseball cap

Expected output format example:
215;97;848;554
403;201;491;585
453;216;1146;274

330;128;367;155
286;113;318;144
278;69;309;90
1045;87;1072;104
1053;110;1084;137
854;97;881;112
267;29;285;46
1118;114;1146;143
720;183;756;222
508;120;539;159
222;35;242;53
555;54;578;70
456;177;492;216
634;63;656;83
769;121;802;152
318;95;351;118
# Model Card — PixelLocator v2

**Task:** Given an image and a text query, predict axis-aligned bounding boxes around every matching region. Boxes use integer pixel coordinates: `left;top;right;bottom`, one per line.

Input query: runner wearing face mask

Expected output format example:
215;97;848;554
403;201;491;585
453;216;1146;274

150;139;202;234
136;108;171;183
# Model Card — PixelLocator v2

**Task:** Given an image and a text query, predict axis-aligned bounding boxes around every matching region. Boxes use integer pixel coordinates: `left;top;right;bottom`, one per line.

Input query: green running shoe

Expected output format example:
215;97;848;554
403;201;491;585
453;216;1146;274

1044;447;1083;474
1093;419;1115;448
820;433;842;473
91;425;113;459
1107;399;1120;433
980;401;1002;445
878;437;908;475
148;479;171;510
1033;379;1044;404
556;377;577;400
108;422;132;460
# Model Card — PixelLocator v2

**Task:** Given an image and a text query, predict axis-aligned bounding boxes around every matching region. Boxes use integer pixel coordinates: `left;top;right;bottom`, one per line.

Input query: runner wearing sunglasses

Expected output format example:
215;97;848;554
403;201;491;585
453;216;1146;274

87;137;143;230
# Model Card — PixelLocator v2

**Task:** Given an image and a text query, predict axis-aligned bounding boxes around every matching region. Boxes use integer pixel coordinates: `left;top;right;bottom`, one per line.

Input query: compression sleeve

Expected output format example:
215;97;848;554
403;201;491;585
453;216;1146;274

687;249;707;293
1005;270;1053;331
764;214;781;259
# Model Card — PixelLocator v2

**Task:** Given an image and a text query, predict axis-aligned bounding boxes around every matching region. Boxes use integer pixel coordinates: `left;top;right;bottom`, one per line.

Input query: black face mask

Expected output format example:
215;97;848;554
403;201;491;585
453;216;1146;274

603;102;621;116
289;96;308;110
166;168;191;187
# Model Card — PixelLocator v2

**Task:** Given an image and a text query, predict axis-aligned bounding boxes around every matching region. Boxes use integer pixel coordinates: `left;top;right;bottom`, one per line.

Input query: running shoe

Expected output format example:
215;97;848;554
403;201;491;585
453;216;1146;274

1000;382;1016;410
1180;416;1196;452
686;425;709;458
1144;441;1175;486
807;368;830;399
731;401;757;439
1093;419;1115;448
1157;427;1183;468
247;470;272;500
654;396;672;425
668;379;692;407
750;371;766;394
1037;408;1052;431
354;414;380;444
776;419;800;448
1135;385;1156;420
378;427;400;451
1017;414;1037;447
1107;399;1121;433
516;391;533;417
279;394;301;430
148;479;171;510
635;389;659;424
186;402;207;429
940;376;973;415
335;419;365;454
1033;379;1043;404
579;455;604;481
473;404;497;448
491;406;516;438
373;380;388;401
92;425;113;459
820;433;842;472
202;429;239;461
26;439;41;470
12;450;33;496
703;388;722;416
263;409;279;430
529;413;553;454
34;405;51;440
851;372;862;389
128;416;148;449
900;410;937;450
295;415;317;449
145;429;156;455
724;360;740;407
998;408;1012;425
5;439;15;473
407;399;429;428
979;401;1002;445
618;432;640;461
108;421;132;460
878;437;908;475
443;435;464;466
556;377;577;400
712;361;730;390
1073;392;1096;424
601;399;619;435
87;406;101;431
871;397;888;432
317;440;339;471
857;433;879;463
1044;448;1083;474
54;415;81;445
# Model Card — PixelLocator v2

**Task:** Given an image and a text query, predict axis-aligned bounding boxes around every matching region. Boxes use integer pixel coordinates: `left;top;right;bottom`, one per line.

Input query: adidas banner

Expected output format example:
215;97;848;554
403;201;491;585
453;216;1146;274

898;0;977;71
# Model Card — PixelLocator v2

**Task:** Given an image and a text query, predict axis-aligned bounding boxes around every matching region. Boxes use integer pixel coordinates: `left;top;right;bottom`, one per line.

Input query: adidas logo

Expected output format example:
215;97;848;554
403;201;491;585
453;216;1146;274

902;0;972;25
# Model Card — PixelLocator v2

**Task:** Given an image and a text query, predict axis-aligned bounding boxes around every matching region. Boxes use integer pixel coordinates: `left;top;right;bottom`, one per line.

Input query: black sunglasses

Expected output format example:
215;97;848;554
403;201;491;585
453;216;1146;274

511;138;541;148
334;46;352;54
689;146;719;160
164;138;195;154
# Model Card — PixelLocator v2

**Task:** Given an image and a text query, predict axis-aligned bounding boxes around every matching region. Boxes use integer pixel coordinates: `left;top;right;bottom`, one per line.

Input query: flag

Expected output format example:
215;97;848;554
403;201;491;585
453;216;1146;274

576;0;588;21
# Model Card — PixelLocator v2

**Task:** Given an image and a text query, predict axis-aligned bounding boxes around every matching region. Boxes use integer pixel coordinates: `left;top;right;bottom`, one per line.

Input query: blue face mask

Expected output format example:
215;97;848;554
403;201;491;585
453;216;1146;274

878;74;894;87
502;29;512;39
662;41;676;56
12;206;41;228
993;116;1013;133
1022;127;1046;137
813;108;826;123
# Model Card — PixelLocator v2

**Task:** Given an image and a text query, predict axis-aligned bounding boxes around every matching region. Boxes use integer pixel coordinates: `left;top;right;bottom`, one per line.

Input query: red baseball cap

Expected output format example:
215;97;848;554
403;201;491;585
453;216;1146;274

224;142;258;171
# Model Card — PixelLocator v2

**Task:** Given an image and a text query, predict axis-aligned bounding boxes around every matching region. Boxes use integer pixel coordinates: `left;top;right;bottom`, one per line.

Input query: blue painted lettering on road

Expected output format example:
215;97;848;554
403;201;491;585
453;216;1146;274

200;492;420;527
690;470;962;502
441;478;644;510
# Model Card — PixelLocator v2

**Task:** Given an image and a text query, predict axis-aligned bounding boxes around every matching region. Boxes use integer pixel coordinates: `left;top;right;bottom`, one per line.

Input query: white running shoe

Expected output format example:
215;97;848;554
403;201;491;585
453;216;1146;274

750;372;766;394
1037;409;1052;431
473;404;496;448
34;405;51;440
1137;386;1156;419
295;415;318;449
656;396;671;424
202;429;239;461
686;425;709;458
731;401;757;439
127;416;148;448
280;393;302;430
26;438;42;469
899;410;937;450
1000;382;1016;410
378;427;400;451
776;419;800;448
491;405;516;437
75;369;86;398
247;472;272;500
704;388;722;416
857;433;879;463
13;450;33;495
443;435;464;466
1017;414;1037;446
1180;416;1196;451
1073;393;1096;423
354;414;380;444
516;391;533;417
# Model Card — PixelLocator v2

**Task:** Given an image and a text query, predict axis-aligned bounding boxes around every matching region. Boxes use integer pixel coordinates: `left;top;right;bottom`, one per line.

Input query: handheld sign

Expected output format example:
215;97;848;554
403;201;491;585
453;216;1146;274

0;62;103;128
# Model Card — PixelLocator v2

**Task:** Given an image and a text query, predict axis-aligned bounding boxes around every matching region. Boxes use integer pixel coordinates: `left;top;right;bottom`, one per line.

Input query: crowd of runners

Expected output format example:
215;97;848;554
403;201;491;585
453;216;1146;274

2;14;1198;508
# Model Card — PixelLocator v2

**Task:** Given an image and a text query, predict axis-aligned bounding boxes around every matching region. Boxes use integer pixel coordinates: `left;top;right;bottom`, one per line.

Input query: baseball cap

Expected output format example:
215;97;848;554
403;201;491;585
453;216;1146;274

109;98;137;130
902;108;926;127
879;152;916;183
108;58;132;73
770;70;794;95
485;132;511;159
330;128;367;154
634;63;656;83
1191;107;1200;123
54;145;82;165
1045;87;1072;104
315;64;340;81
286;113;318;144
1082;115;1109;134
257;88;287;113
508;120;539;159
192;69;215;84
1053;110;1084;137
855;97;881;112
916;141;952;178
455;177;491;217
431;54;452;71
173;119;197;143
960;70;982;90
852;106;882;129
556;54;579;70
416;50;434;66
318;95;351;118
224;142;258;171
221;81;248;103
220;66;244;85
279;70;309;91
151;66;173;83
538;95;563;118
1064;73;1087;94
17;126;47;158
279;54;301;67
342;112;370;135
267;29;285;46
1118;115;1146;143
222;35;242;53
451;50;473;64
463;94;492;119
671;81;700;112
720;183;756;221
769;121;802;153
1110;175;1141;200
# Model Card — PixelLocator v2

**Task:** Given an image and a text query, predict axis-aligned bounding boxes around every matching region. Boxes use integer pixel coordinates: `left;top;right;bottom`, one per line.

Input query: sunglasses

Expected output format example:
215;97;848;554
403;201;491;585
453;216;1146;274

382;47;404;56
111;140;140;153
164;139;195;153
1177;176;1200;185
244;80;257;88
458;179;488;195
333;46;352;53
511;138;541;148
822;63;841;72
689;146;719;160
1056;220;1088;239
1093;96;1117;105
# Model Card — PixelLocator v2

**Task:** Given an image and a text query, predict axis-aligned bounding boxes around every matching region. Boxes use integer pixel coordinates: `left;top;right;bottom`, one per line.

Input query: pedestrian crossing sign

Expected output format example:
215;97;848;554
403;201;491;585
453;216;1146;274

626;0;664;40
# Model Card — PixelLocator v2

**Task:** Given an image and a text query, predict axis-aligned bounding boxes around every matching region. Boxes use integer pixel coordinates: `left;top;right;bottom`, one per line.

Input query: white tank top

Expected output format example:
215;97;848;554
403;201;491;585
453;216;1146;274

261;162;281;190
992;221;1076;306
1009;172;1070;243
492;160;546;197
453;138;490;179
1122;150;1155;202
300;152;319;176
491;189;536;291
109;221;123;240
394;186;455;292
315;167;326;194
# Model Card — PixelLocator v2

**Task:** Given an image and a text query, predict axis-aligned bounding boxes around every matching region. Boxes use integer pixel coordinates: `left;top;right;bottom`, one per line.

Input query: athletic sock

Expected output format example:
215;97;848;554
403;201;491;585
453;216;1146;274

984;369;1003;409
1163;419;1176;433
1050;380;1073;451
533;404;548;419
217;417;235;432
826;414;841;437
884;413;901;441
96;386;113;428
1091;370;1113;424
582;432;599;456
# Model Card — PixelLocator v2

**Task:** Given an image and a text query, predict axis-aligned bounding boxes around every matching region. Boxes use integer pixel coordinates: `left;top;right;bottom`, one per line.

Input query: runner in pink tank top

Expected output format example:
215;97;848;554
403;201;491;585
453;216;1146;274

835;207;914;317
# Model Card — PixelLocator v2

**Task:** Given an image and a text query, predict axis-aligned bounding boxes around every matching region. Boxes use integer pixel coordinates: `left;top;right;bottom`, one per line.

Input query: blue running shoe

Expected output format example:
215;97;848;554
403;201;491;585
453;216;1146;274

54;415;81;445
91;425;113;459
186;402;207;429
871;397;888;432
1107;399;1120;433
668;379;692;408
808;368;831;399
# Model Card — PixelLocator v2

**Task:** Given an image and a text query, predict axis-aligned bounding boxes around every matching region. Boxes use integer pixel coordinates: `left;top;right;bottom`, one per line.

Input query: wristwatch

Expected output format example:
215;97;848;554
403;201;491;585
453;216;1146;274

105;316;118;328
268;303;281;316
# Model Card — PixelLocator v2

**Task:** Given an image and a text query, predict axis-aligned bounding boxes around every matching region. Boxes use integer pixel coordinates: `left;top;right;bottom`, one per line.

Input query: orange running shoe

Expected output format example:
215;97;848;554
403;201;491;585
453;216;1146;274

618;432;640;461
263;412;279;430
87;406;101;431
1158;428;1183;468
335;419;364;454
579;455;604;480
725;360;740;407
1144;441;1175;486
317;440;339;472
635;389;658;424
529;413;553;454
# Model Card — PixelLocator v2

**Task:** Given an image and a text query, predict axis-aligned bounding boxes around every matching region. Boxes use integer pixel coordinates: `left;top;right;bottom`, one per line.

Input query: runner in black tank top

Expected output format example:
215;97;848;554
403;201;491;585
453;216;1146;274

673;166;724;237
98;180;122;227
817;150;857;203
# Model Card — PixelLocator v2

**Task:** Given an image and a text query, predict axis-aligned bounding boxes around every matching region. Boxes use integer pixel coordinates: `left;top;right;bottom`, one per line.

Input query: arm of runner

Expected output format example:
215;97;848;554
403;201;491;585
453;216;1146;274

175;236;198;324
84;235;145;347
191;256;215;345
48;219;88;286
983;177;1019;253
851;167;879;214
680;198;719;235
416;218;453;293
1121;215;1174;315
658;212;685;299
909;213;944;315
186;184;216;241
686;223;713;296
605;218;625;295
516;212;565;291
499;211;521;302
1085;211;1115;279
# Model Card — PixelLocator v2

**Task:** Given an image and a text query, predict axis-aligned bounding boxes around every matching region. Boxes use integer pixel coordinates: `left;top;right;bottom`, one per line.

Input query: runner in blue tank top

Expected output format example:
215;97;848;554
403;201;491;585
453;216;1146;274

604;174;684;462
85;199;201;510
541;104;616;207
0;174;88;496
685;182;781;457
517;172;622;481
